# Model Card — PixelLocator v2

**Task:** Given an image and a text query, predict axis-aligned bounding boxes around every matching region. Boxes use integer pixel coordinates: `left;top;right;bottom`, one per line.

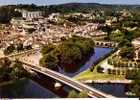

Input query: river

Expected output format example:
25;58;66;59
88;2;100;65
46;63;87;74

88;83;129;97
0;79;59;98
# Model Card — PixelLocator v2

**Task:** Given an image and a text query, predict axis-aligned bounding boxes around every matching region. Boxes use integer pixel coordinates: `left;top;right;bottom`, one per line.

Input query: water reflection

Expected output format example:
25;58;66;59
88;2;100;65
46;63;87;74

88;83;128;97
0;79;58;98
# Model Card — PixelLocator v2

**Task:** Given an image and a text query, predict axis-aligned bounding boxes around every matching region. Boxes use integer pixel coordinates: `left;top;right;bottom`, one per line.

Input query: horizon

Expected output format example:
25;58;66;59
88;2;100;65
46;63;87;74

0;0;140;6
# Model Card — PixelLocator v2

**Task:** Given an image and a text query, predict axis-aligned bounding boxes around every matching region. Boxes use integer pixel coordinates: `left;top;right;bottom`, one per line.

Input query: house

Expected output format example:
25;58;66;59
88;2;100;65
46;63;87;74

132;38;140;61
15;9;44;20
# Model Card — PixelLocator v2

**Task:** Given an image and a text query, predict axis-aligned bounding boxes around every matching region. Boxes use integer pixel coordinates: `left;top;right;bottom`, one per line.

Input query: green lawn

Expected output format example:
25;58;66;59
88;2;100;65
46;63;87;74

74;69;126;81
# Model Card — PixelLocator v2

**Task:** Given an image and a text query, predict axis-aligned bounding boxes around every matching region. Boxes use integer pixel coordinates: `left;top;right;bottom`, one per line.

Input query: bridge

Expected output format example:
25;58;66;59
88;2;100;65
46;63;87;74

7;48;40;58
20;61;114;98
3;48;115;98
94;41;118;48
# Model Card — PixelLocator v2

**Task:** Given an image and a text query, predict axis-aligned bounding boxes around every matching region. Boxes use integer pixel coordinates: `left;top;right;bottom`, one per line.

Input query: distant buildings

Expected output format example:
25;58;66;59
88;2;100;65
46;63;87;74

4;10;111;55
22;11;43;20
15;9;44;20
48;13;60;21
105;17;118;26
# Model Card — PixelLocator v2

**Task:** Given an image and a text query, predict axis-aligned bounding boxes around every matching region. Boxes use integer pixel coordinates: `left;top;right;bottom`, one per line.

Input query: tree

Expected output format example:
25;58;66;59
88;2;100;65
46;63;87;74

0;57;11;68
109;30;124;42
40;36;95;72
25;45;32;50
10;60;29;80
59;43;82;72
108;69;112;74
39;53;59;71
100;25;112;33
16;43;24;51
4;44;15;55
71;36;94;55
108;58;113;65
78;91;88;98
41;44;55;55
97;66;104;73
119;39;132;47
67;90;79;98
119;46;135;59
90;67;94;72
128;70;140;97
131;84;140;96
0;57;12;81
126;69;140;80
0;5;22;23
58;36;94;72
100;25;112;40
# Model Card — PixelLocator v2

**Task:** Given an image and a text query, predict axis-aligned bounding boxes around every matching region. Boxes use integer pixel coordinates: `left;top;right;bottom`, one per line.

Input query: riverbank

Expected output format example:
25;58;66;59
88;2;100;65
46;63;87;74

79;79;132;84
74;69;126;80
74;50;126;81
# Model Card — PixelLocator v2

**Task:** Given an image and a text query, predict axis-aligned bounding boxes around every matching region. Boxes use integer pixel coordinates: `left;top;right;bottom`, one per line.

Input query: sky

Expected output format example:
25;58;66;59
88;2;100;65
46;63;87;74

0;0;140;5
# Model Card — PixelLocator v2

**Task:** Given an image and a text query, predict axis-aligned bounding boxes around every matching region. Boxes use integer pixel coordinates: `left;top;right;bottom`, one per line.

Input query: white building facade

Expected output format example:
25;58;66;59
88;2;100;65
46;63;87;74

22;11;43;20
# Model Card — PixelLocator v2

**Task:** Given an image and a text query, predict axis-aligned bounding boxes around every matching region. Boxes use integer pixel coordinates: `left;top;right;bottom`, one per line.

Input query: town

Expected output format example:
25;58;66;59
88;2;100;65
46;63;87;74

0;1;140;99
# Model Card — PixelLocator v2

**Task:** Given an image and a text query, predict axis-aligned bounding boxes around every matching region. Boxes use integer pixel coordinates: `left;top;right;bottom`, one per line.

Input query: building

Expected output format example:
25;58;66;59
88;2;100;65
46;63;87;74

132;38;140;61
15;9;44;20
134;48;140;61
22;10;43;20
49;13;60;20
132;38;140;48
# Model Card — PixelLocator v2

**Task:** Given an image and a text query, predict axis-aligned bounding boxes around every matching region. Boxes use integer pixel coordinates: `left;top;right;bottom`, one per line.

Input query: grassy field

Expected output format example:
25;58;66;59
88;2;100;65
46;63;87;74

74;69;125;81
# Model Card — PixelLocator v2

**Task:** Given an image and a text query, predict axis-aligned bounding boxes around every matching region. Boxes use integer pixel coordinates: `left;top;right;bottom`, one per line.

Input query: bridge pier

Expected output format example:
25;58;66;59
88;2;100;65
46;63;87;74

55;82;62;89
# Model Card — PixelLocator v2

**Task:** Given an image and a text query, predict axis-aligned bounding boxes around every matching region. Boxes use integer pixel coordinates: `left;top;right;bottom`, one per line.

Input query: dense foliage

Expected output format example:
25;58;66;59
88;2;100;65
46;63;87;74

67;90;79;98
0;6;21;23
47;3;140;14
40;36;95;72
67;90;88;98
126;70;140;96
119;46;135;59
4;43;32;55
0;4;46;23
0;58;29;82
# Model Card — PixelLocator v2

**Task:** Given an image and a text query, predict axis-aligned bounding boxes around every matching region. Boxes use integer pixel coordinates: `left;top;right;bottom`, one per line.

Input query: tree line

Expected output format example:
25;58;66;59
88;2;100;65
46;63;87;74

0;58;29;82
0;3;139;23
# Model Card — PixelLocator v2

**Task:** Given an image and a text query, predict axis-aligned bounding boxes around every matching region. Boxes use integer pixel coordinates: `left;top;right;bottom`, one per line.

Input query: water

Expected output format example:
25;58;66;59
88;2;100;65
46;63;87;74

0;79;58;98
88;83;128;97
59;47;113;77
